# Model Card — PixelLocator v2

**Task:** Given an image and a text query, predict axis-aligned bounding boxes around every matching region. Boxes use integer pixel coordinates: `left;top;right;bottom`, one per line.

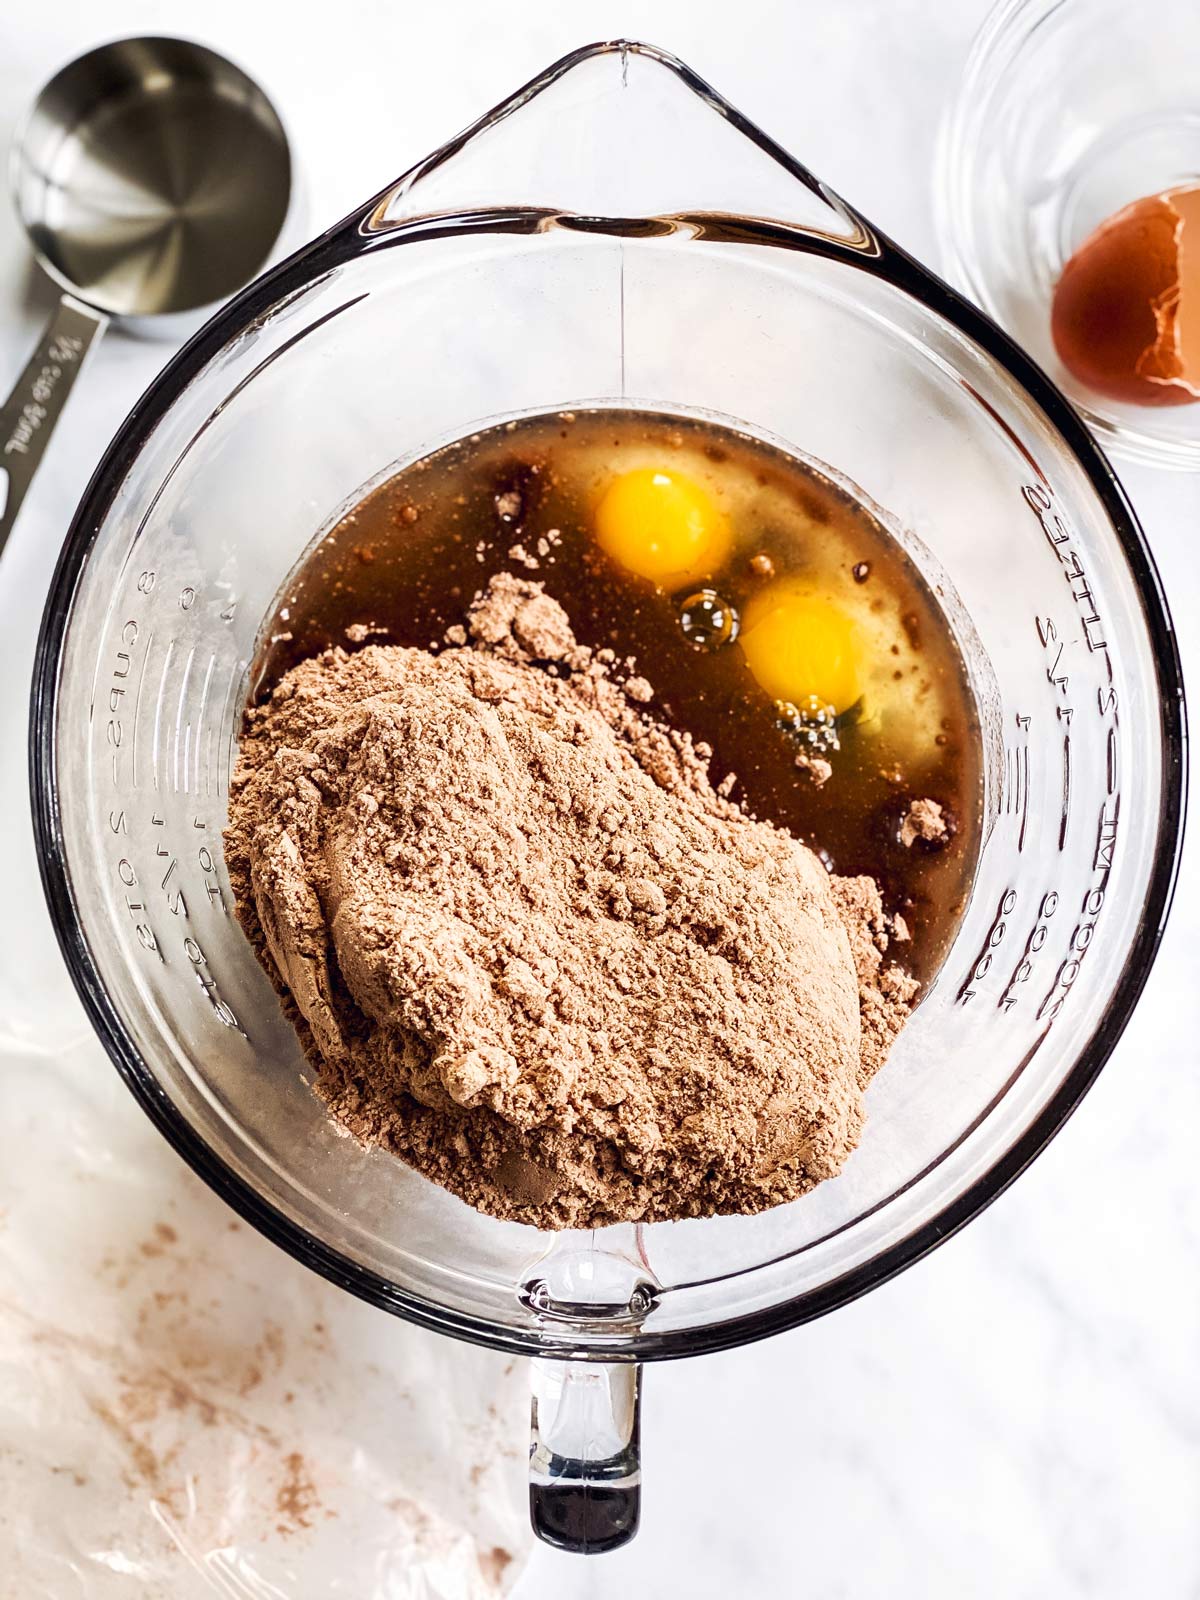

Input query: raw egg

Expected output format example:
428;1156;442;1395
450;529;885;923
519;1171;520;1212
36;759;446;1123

1051;183;1200;406
739;577;861;714
594;467;731;587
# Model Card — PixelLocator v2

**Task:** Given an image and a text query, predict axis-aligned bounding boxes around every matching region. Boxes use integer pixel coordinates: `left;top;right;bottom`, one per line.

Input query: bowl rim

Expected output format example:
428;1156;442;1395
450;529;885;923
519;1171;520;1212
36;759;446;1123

28;40;1188;1361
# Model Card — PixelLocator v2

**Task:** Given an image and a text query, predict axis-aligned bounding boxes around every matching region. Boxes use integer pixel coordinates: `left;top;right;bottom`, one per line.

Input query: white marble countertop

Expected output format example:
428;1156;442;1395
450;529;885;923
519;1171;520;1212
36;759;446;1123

1;2;1197;1595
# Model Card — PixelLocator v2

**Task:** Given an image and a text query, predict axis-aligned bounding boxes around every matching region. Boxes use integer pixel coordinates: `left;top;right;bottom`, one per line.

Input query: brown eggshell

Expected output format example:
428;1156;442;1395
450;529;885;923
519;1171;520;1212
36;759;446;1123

1051;186;1200;407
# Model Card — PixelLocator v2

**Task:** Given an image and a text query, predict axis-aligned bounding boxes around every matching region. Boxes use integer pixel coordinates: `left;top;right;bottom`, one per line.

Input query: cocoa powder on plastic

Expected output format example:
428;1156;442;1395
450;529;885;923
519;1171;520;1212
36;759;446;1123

225;575;916;1229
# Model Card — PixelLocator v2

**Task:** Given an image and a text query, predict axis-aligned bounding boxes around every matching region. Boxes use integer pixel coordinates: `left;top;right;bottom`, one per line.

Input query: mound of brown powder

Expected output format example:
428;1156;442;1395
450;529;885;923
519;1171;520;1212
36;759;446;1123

225;575;916;1230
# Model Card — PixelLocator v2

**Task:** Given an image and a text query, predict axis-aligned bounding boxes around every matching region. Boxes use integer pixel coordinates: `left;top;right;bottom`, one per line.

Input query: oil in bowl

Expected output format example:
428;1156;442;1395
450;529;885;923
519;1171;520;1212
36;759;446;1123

256;408;984;985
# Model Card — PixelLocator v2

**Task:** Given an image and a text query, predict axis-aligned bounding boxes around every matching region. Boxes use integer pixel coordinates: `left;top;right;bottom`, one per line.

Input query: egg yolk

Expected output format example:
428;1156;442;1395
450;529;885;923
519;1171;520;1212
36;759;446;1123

739;579;861;713
594;468;731;587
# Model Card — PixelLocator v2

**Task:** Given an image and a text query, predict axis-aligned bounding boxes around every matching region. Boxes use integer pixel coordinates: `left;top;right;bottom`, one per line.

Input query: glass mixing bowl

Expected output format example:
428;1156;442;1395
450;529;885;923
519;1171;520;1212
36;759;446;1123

30;42;1186;1553
936;0;1200;470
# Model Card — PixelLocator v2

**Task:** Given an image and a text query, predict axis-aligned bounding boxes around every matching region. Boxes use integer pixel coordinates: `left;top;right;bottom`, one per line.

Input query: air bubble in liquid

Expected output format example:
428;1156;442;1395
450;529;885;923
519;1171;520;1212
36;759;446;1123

678;589;738;651
775;695;841;754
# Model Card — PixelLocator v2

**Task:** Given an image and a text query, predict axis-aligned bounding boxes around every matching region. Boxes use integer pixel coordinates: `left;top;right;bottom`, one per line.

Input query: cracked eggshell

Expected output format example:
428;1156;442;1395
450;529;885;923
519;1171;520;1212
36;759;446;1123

1051;184;1200;407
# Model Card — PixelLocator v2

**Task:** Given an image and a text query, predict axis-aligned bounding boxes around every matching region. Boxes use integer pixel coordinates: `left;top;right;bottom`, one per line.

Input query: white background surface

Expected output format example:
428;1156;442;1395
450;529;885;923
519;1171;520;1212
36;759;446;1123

1;2;1197;1596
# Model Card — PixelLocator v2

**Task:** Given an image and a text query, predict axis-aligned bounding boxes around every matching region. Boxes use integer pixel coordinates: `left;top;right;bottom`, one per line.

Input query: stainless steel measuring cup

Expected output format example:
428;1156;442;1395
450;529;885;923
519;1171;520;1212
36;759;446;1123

0;36;293;554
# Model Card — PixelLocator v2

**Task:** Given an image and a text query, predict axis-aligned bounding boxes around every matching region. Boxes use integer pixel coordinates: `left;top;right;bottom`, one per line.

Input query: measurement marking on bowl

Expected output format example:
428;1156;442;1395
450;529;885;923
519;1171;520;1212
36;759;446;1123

1018;725;1030;853
130;629;153;791
1001;718;1032;852
196;825;226;914
1037;830;1114;1024
998;890;1060;1012
151;811;186;920
193;652;216;796
1023;486;1109;656
1094;800;1119;873
151;638;175;792
957;887;1018;1004
215;658;242;797
173;644;196;794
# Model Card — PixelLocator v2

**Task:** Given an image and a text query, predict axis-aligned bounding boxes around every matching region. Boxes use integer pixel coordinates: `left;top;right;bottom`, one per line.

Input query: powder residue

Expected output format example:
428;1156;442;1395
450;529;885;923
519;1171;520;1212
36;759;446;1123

225;575;917;1229
794;750;833;788
276;1450;319;1533
899;797;949;848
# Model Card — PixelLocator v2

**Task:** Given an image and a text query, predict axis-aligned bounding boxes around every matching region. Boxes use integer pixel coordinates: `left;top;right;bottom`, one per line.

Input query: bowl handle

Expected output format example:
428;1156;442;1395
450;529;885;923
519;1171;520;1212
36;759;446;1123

528;1356;642;1553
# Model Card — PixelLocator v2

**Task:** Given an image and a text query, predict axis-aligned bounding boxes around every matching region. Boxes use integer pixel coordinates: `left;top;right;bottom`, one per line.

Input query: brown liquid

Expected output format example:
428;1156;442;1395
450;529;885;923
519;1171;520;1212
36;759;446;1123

255;408;982;983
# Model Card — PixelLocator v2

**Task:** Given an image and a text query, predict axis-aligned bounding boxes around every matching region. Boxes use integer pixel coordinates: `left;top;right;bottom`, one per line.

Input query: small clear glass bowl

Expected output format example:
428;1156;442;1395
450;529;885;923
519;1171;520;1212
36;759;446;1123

936;0;1200;471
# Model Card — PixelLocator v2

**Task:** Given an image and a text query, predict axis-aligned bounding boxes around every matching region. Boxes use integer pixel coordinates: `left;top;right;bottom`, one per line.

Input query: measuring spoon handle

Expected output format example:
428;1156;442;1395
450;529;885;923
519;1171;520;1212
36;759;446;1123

0;294;107;561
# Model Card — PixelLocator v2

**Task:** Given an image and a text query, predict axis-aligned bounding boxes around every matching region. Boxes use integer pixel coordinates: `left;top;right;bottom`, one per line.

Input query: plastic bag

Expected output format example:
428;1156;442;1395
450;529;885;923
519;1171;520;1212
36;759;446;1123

0;1017;529;1598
